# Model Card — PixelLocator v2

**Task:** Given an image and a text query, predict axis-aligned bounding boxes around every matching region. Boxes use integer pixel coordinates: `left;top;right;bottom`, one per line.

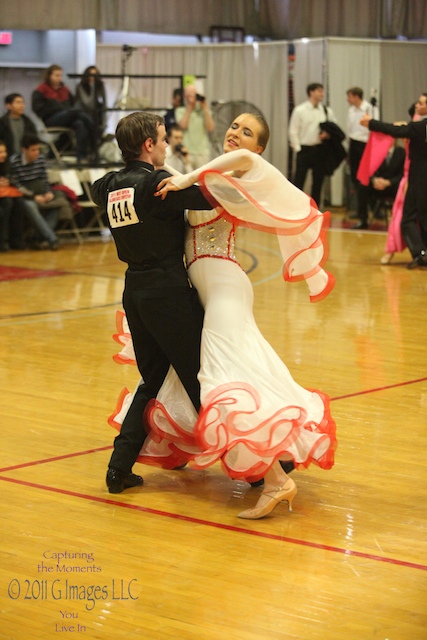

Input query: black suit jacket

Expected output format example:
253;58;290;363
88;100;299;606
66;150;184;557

369;118;427;183
372;146;406;197
319;121;347;176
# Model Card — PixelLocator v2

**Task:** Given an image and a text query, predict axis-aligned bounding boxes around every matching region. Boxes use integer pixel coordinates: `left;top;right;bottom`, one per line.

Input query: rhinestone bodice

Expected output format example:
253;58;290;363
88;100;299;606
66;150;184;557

185;212;237;268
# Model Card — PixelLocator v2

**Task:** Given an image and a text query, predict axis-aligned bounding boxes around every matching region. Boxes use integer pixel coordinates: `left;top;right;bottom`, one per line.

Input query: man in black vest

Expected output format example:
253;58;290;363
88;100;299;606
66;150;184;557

361;93;427;268
91;112;211;493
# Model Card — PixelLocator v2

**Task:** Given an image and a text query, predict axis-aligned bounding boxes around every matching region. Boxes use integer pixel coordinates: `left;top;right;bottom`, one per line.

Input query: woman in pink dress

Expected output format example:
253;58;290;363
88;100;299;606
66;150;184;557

380;113;419;264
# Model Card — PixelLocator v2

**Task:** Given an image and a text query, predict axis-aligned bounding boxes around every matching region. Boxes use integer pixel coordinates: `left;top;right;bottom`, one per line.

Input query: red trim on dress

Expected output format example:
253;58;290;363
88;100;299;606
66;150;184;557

197;170;334;301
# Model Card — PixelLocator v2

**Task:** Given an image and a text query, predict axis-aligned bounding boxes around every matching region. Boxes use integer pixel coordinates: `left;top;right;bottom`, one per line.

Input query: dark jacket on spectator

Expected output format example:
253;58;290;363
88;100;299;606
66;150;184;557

319;121;347;176
32;82;74;122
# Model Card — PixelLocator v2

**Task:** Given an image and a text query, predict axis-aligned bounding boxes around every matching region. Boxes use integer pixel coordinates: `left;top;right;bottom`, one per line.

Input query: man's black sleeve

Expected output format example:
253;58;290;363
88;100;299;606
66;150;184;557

90;172;116;207
369;119;421;140
150;169;212;211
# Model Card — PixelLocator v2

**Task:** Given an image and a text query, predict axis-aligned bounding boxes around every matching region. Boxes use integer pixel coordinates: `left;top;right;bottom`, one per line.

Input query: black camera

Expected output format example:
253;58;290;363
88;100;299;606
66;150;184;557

175;143;188;156
196;94;205;103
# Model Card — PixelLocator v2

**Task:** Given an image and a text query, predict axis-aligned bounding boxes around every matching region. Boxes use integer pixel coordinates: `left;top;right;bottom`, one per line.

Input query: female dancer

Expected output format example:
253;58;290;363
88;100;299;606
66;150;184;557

380;145;409;264
75;66;107;144
380;110;419;265
112;113;337;519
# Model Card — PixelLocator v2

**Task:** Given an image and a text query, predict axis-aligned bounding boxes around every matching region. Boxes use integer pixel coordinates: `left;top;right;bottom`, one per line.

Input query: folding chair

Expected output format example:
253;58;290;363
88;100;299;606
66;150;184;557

55;168;110;239
50;193;83;245
40;126;76;165
78;168;110;238
47;168;84;244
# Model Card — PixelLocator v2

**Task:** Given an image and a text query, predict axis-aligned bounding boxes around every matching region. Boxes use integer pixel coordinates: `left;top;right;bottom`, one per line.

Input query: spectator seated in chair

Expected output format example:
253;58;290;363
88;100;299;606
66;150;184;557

0;93;38;158
32;64;96;163
75;65;107;149
9;134;63;249
369;142;406;221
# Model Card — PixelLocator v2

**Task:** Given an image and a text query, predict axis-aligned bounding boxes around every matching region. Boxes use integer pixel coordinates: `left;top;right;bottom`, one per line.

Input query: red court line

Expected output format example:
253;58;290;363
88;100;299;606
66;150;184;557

0;474;425;573
0;265;67;281
331;376;427;401
0;446;113;473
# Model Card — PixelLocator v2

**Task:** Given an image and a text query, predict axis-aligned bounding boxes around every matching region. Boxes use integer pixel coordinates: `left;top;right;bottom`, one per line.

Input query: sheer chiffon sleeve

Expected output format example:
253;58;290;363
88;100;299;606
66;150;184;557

172;150;335;302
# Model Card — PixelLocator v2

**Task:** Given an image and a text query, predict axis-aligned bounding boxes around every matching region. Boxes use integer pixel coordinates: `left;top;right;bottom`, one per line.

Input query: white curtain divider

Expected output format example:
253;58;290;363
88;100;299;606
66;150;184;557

293;39;326;106
97;42;289;174
380;41;427;122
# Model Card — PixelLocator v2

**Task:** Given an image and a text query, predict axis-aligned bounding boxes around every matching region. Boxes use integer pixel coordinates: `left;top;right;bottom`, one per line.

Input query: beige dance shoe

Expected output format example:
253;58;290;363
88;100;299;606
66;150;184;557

238;478;297;519
380;252;394;265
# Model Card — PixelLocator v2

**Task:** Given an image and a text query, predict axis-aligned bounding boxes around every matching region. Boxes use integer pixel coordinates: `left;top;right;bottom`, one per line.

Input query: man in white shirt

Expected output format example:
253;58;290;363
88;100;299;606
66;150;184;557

289;82;337;207
346;87;379;229
165;124;193;174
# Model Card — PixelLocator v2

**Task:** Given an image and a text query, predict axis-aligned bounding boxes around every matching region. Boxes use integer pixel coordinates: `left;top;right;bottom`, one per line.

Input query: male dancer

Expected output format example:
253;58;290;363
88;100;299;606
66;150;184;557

360;93;427;268
91;112;211;493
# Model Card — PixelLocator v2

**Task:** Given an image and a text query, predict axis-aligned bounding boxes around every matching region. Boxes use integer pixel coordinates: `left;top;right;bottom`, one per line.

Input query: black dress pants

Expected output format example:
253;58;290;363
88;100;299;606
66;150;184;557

109;285;204;474
349;139;370;223
401;180;427;257
293;145;326;207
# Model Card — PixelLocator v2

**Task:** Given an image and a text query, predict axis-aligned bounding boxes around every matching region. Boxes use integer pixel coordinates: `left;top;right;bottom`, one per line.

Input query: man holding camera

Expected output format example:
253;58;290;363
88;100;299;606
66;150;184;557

165;124;194;174
176;84;215;168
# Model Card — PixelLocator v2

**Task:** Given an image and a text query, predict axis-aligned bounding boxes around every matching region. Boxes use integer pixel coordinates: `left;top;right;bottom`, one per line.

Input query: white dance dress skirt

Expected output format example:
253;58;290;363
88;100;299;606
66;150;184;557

109;258;337;483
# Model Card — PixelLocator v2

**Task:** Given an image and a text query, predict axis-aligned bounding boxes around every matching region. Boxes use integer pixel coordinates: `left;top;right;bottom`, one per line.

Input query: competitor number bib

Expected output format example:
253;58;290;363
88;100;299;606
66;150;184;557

107;188;139;228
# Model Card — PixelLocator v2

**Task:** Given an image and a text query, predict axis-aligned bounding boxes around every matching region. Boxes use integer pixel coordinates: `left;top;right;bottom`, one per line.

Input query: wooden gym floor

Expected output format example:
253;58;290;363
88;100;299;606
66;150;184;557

0;218;426;640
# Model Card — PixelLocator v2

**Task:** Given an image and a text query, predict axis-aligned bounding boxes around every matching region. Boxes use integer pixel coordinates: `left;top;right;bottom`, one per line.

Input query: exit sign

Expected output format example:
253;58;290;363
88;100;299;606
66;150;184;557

0;32;12;45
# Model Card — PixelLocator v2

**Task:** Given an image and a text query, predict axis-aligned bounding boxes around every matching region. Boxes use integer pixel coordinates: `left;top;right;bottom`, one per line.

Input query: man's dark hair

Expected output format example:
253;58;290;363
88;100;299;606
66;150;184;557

5;93;23;105
409;93;427;117
173;88;183;101
347;87;364;99
21;134;41;149
116;112;165;163
306;83;323;96
167;123;183;138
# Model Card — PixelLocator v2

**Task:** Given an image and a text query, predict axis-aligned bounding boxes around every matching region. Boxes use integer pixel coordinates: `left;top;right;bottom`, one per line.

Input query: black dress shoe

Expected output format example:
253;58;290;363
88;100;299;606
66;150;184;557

249;460;295;487
279;460;295;474
249;478;265;488
407;251;427;270
106;468;144;494
352;221;368;230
